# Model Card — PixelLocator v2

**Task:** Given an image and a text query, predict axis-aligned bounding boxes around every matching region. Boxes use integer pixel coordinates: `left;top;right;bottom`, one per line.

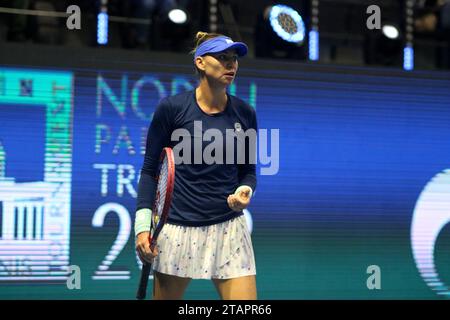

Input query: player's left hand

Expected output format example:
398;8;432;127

227;187;251;212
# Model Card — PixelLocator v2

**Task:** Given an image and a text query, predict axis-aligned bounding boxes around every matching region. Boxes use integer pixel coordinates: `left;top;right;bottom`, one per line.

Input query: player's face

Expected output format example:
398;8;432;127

198;49;239;85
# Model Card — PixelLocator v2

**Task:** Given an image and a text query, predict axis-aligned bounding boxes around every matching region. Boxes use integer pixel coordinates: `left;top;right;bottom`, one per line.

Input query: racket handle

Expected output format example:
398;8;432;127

136;263;152;300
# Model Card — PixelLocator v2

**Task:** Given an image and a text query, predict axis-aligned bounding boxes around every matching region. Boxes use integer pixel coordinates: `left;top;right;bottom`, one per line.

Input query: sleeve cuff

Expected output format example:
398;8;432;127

134;208;152;236
234;185;253;199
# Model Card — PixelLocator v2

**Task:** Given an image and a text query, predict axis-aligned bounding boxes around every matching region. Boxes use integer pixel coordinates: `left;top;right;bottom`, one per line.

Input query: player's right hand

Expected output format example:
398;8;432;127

136;232;158;264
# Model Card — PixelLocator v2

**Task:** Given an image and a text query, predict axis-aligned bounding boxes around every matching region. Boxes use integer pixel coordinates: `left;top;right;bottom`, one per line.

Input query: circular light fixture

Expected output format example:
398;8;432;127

168;9;187;24
382;25;399;39
269;5;305;43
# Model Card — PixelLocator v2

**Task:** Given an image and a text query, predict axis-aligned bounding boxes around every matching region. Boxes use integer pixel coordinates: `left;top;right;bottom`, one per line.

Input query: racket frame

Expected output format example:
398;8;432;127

136;147;175;300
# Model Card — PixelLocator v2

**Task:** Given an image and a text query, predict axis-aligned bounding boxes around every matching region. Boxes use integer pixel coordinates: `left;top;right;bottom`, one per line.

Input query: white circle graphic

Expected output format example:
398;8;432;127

411;169;450;297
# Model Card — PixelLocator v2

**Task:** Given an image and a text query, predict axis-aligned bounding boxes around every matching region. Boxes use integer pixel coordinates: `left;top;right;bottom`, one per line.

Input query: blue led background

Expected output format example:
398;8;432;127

0;103;46;183
1;55;450;299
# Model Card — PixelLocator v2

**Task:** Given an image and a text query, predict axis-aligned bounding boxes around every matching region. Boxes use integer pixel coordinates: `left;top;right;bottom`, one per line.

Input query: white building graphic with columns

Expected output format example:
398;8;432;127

0;69;73;281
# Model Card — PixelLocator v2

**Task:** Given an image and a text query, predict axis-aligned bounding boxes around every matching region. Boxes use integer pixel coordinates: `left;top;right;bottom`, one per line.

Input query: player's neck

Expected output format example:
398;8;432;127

196;80;227;113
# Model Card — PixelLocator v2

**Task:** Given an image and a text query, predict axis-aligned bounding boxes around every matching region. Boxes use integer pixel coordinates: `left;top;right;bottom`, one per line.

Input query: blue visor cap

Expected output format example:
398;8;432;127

194;36;248;60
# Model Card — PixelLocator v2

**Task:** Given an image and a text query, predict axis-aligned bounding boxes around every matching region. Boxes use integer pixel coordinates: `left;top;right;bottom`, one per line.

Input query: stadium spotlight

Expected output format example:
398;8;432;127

382;25;400;39
269;4;306;44
168;8;188;24
254;3;309;60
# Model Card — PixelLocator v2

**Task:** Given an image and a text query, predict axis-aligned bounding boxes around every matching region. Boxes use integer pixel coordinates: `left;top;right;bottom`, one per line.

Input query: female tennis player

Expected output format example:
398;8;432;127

135;31;258;300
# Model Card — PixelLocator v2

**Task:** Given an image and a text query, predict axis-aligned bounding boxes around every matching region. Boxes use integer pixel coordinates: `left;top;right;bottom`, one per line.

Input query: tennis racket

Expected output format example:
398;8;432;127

136;147;175;300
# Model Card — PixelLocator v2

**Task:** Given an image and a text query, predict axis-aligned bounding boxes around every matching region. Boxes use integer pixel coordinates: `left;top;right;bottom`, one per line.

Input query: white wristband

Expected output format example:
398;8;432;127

234;185;253;199
134;208;152;237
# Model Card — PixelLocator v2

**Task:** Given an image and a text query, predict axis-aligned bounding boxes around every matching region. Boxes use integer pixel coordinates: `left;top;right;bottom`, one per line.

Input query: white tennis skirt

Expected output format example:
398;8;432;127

152;215;256;280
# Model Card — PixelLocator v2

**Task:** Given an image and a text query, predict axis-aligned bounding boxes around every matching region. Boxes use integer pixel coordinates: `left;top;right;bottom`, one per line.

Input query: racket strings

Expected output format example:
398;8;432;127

153;156;169;230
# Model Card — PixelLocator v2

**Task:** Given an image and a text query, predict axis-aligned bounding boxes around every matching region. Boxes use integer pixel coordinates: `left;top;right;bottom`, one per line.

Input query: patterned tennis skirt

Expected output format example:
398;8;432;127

152;215;256;279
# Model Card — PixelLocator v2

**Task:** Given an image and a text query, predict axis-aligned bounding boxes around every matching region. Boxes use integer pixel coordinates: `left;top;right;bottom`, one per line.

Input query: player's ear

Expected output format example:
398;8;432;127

195;57;206;72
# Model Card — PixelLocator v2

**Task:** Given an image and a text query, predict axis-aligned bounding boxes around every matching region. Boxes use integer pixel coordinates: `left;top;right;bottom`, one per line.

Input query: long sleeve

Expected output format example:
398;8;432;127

237;108;257;193
136;97;174;211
